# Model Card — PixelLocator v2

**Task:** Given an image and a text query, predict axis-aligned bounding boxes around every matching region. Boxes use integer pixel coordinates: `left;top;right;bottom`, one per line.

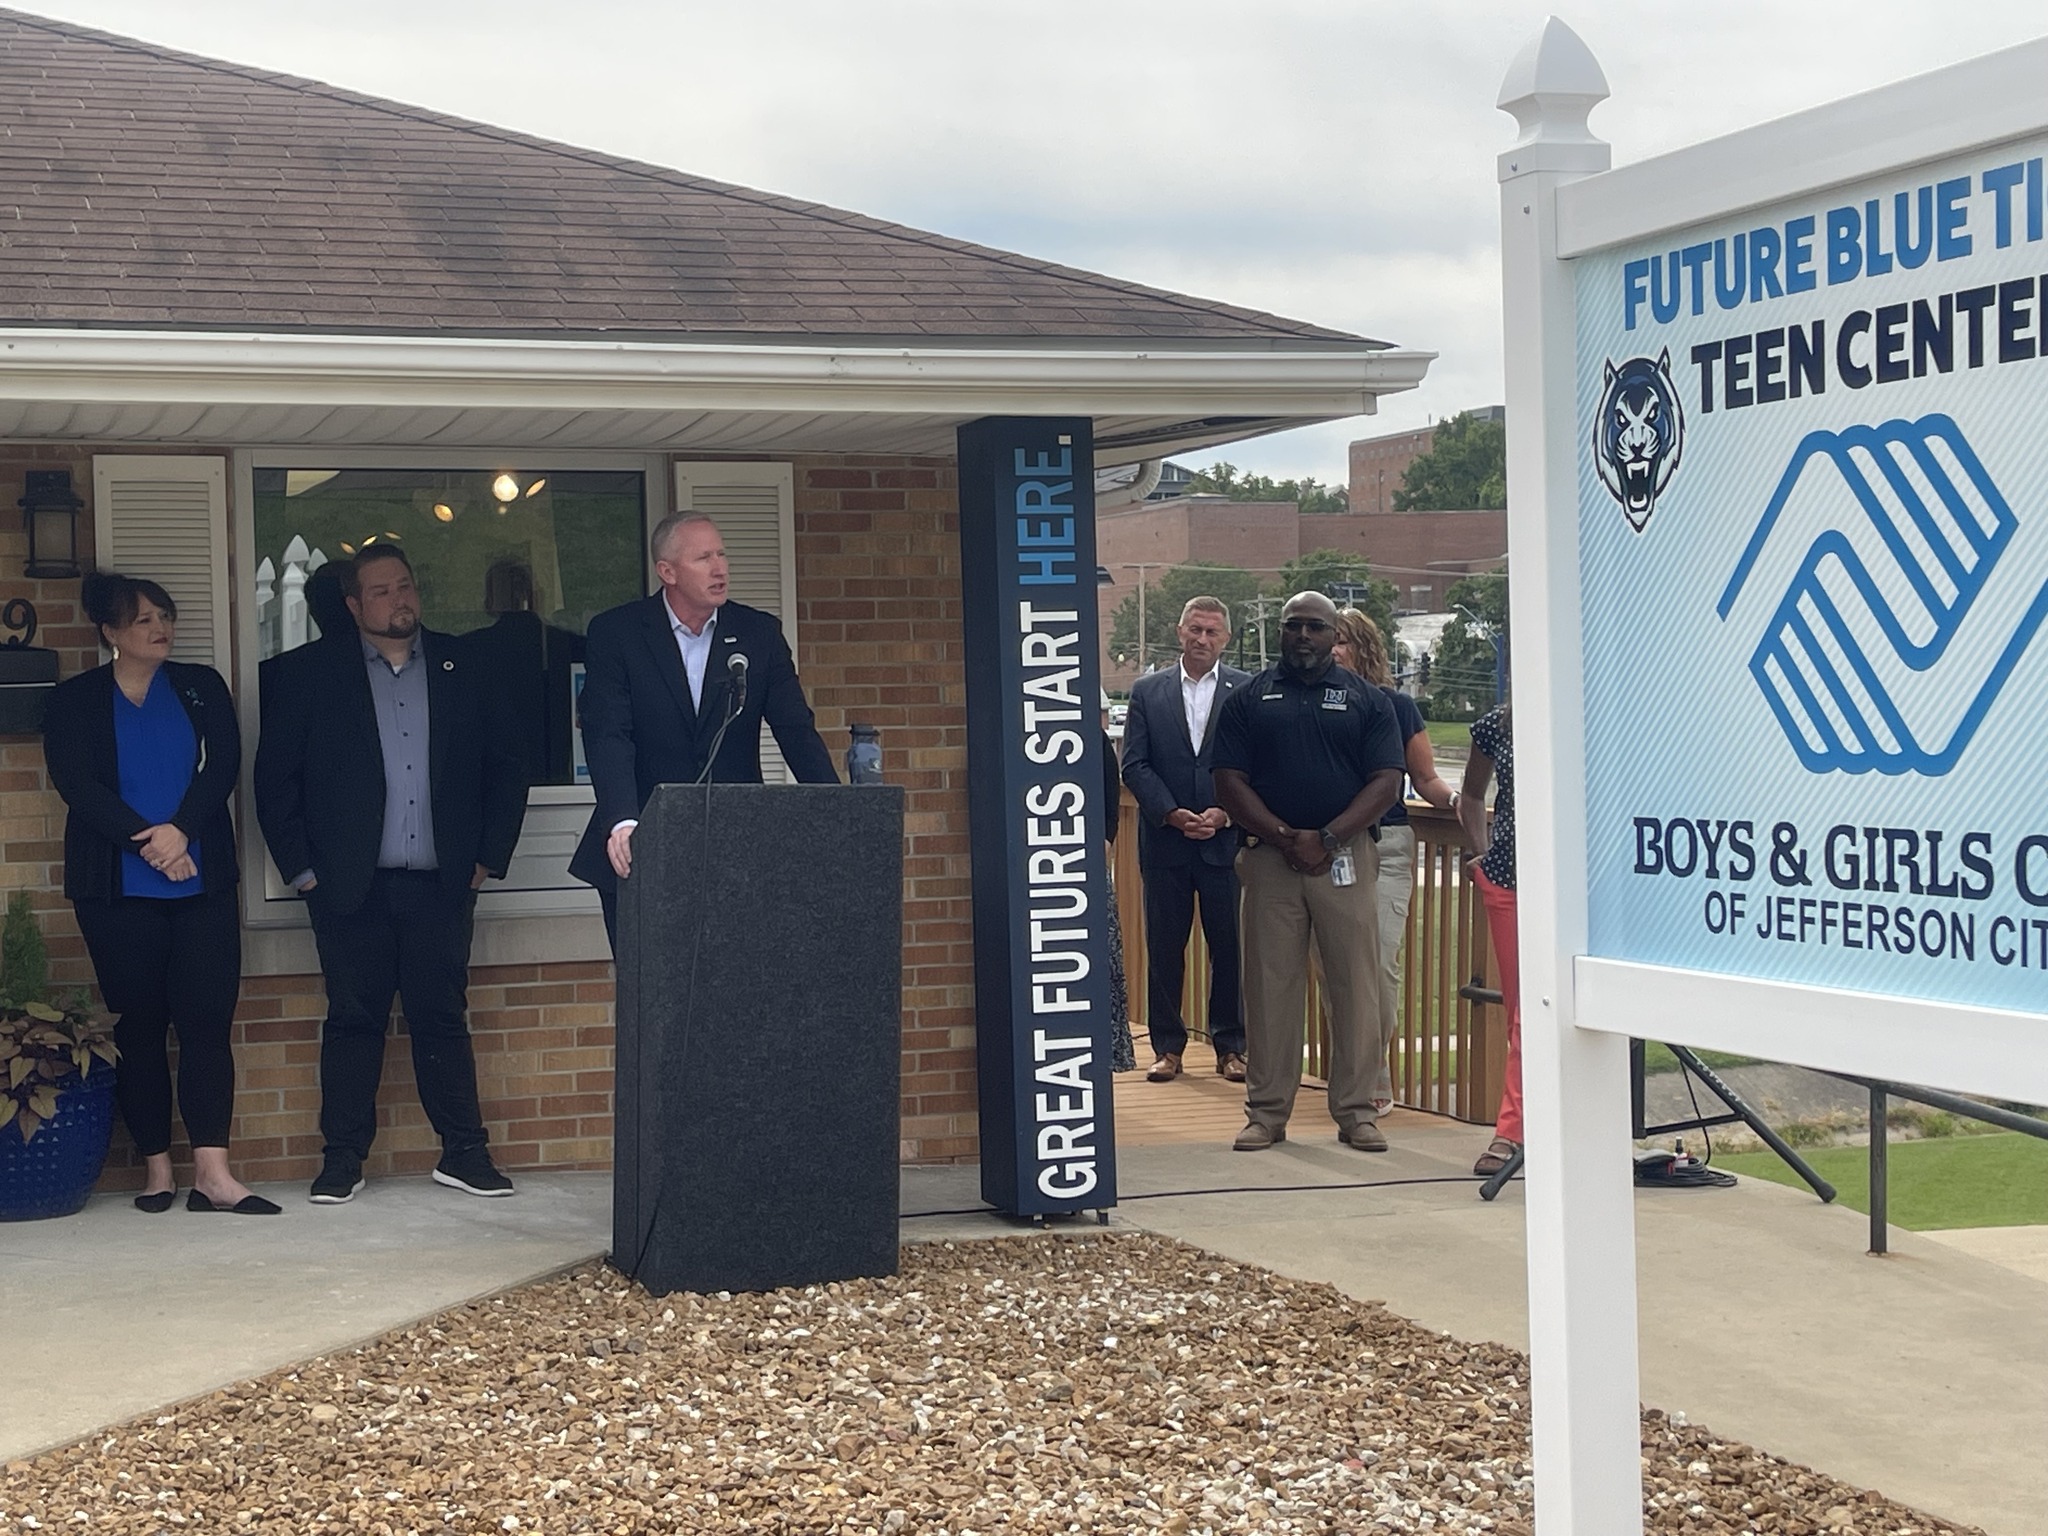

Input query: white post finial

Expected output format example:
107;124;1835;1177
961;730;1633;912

1498;16;1610;181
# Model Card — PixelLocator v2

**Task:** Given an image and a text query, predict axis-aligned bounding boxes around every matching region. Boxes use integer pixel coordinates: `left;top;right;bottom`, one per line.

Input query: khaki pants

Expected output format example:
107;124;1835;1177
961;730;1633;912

1370;822;1416;1103
1238;837;1383;1135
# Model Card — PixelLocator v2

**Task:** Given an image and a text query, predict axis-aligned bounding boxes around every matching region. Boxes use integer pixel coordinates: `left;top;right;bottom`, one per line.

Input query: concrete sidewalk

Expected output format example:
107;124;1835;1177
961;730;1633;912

0;1172;611;1464
6;1122;2041;1536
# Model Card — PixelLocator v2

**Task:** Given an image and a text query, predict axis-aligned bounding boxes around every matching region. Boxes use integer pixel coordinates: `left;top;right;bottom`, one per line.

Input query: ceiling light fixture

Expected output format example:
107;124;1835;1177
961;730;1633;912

524;478;547;497
492;473;520;502
432;504;455;523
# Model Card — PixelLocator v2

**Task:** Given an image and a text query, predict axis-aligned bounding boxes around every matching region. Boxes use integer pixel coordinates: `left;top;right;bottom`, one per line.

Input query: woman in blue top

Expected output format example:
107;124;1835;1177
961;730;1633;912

43;573;275;1215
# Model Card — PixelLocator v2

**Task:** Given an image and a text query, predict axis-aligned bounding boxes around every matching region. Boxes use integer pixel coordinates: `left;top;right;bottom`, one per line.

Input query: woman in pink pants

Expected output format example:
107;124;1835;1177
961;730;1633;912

1457;703;1522;1177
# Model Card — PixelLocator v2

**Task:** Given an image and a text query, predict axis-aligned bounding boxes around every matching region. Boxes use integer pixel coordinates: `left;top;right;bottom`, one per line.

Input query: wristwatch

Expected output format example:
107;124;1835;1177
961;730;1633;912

1318;826;1342;854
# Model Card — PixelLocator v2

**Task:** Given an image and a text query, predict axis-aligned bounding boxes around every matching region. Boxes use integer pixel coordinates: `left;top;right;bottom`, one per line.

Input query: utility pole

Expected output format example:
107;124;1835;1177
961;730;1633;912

1121;562;1168;671
1239;593;1281;669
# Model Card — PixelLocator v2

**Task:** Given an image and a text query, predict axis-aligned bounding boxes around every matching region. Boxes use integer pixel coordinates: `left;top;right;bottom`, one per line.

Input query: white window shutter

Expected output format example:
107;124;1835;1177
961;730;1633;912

92;456;232;673
673;462;799;783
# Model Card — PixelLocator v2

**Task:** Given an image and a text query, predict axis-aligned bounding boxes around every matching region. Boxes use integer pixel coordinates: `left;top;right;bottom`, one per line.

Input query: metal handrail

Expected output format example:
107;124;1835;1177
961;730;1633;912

1826;1072;2048;1256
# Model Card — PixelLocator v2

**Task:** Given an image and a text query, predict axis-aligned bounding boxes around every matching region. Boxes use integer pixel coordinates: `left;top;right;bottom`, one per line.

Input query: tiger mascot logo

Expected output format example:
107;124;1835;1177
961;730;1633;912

1594;349;1684;533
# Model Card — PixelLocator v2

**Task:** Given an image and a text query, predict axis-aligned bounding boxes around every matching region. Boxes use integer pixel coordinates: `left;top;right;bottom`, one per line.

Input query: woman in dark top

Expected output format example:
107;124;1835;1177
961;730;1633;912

1333;610;1453;1115
1458;702;1521;1176
42;573;276;1215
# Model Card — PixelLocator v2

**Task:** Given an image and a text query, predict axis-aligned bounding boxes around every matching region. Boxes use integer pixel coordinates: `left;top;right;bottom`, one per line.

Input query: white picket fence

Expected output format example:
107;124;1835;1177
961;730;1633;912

252;536;330;660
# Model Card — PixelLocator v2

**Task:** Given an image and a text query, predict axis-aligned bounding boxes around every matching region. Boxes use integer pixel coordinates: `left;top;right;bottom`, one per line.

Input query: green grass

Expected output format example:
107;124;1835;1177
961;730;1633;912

1717;1131;2048;1229
1639;1042;1757;1075
1424;720;1470;754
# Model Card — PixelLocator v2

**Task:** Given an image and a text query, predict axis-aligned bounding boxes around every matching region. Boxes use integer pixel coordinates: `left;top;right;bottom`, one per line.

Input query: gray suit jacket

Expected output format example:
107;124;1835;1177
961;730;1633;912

1119;662;1250;870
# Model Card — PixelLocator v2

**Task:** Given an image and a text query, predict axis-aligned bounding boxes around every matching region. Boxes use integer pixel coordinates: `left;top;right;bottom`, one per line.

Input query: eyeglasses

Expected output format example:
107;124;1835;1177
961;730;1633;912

1280;618;1333;633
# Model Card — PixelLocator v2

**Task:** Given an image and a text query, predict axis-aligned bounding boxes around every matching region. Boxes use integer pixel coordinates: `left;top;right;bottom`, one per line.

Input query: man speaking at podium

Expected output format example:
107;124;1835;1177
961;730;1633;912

571;512;837;946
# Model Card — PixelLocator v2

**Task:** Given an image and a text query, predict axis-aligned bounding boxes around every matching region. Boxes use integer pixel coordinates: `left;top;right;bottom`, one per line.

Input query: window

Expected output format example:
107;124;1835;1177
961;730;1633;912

250;467;645;787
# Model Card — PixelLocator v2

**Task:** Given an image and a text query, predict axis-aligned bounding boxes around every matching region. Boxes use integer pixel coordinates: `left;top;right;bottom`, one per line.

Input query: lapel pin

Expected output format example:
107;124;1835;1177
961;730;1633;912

442;659;455;671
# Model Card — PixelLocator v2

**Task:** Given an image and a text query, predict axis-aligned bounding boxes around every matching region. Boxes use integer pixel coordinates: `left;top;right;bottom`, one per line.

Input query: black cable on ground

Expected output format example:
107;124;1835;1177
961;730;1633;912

899;1172;1518;1220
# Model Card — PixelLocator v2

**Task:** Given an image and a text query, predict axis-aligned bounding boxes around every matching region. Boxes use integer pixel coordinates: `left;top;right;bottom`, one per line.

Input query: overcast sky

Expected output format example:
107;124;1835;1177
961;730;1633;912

18;1;2048;482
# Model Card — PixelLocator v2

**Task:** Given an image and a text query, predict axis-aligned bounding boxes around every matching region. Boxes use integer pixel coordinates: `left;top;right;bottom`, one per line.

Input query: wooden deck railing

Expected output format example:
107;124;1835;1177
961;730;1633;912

1113;792;1504;1125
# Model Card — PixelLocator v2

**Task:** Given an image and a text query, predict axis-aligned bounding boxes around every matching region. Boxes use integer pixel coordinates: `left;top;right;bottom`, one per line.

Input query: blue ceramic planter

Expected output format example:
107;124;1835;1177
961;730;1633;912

0;1067;117;1220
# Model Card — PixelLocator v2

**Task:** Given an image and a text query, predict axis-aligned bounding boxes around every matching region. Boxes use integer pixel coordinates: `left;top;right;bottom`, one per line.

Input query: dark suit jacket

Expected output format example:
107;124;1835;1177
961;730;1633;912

43;661;241;903
569;595;837;892
1119;662;1251;870
253;628;529;919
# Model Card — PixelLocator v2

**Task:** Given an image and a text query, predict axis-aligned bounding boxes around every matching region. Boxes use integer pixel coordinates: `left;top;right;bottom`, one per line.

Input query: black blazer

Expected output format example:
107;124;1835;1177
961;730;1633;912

1119;662;1251;870
570;596;837;892
43;660;241;903
253;628;529;919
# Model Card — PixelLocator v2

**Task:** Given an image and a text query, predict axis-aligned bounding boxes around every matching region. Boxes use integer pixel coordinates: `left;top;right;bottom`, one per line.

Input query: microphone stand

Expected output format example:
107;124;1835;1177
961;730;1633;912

691;659;747;786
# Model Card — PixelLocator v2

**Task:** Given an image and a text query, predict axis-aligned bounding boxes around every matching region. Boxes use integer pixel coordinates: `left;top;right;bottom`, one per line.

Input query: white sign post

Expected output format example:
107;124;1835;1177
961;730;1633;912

1500;18;2048;1533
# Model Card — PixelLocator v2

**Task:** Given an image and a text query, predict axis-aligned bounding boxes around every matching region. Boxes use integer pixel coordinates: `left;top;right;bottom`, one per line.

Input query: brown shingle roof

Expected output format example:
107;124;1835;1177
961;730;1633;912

0;9;1379;348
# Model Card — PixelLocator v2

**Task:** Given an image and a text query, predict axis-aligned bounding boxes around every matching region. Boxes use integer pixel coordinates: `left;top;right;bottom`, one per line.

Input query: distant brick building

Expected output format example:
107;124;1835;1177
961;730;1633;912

1348;406;1505;515
1098;494;1505;690
1349;424;1437;516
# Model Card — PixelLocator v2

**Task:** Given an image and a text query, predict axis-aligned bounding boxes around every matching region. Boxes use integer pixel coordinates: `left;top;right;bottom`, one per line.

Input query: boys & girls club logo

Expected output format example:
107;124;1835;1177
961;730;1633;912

1715;415;2048;778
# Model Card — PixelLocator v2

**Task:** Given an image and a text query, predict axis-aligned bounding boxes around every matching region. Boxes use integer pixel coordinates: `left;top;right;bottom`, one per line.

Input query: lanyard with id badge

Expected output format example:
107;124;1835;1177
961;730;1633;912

1319;686;1357;885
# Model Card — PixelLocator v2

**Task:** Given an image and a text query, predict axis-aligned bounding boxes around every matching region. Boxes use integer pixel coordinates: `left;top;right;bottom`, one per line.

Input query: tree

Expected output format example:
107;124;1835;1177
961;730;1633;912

1392;412;1506;511
1188;461;1348;515
1108;562;1262;673
1423;572;1509;719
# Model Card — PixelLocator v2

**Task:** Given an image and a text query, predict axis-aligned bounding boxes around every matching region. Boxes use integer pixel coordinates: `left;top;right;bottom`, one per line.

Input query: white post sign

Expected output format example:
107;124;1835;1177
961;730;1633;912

1501;19;2048;1534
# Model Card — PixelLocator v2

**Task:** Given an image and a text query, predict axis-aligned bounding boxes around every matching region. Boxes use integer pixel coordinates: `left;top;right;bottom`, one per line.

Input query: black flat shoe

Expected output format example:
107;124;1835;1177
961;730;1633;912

133;1189;177;1214
186;1189;283;1216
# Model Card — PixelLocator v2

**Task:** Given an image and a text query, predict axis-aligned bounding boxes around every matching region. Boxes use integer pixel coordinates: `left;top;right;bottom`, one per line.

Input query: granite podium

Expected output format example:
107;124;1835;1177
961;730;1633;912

613;782;905;1295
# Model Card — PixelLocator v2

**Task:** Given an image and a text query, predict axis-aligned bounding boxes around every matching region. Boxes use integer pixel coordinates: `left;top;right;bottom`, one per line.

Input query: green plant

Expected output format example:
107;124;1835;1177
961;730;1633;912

0;894;115;1142
0;891;47;1008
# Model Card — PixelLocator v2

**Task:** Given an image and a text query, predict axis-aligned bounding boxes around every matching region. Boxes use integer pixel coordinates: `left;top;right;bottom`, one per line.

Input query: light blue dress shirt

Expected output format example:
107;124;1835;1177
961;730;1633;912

363;635;437;871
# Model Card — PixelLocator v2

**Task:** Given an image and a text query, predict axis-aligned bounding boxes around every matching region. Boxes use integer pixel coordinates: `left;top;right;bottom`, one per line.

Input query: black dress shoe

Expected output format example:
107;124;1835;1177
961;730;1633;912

133;1189;177;1214
187;1189;283;1215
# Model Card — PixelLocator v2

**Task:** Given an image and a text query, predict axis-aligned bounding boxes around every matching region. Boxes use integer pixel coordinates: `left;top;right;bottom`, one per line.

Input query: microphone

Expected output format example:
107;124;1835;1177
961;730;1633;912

726;651;748;715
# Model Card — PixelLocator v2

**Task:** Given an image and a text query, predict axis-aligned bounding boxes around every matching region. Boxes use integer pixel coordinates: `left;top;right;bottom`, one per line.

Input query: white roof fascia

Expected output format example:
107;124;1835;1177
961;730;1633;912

1558;34;2048;259
0;329;1434;420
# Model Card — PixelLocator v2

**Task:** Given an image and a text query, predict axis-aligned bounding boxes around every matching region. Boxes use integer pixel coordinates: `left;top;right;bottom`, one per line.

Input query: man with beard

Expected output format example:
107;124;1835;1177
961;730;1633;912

1211;591;1405;1152
255;545;528;1204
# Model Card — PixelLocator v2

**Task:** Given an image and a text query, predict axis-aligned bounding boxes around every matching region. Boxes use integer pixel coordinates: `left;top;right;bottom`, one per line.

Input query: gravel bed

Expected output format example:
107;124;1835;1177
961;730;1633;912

4;1233;1971;1535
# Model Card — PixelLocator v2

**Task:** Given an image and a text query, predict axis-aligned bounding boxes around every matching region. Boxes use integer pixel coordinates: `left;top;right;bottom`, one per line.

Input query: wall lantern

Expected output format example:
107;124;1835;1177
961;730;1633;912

18;470;83;580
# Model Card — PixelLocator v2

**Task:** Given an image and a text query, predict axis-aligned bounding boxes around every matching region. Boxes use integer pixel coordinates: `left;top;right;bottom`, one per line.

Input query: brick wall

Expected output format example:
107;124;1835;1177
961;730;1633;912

1315;510;1508;612
3;444;983;1190
787;455;976;1164
198;964;619;1186
0;444;103;1005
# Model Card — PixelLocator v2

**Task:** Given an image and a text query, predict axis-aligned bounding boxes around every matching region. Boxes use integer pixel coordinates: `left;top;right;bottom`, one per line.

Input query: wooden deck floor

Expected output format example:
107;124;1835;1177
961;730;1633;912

1112;1039;1344;1147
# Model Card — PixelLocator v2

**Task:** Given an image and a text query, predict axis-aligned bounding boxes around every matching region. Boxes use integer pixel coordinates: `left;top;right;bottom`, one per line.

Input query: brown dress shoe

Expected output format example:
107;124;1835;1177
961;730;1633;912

1233;1122;1285;1152
1342;1121;1389;1152
1216;1051;1247;1082
1145;1053;1183;1082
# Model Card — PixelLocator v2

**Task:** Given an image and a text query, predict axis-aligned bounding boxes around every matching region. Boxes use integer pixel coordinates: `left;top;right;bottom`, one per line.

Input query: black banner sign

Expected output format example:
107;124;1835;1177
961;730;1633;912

958;416;1118;1217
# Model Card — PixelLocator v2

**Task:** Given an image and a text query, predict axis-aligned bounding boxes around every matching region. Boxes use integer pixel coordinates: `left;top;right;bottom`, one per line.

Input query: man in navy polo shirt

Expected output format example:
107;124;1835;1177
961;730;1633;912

1212;591;1406;1152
